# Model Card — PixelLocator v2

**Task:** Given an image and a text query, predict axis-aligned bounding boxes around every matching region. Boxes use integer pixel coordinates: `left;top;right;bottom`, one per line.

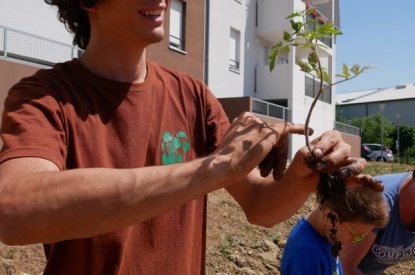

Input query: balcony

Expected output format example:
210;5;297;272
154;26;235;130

256;0;335;57
256;0;301;44
255;63;291;100
218;96;289;122
0;25;80;67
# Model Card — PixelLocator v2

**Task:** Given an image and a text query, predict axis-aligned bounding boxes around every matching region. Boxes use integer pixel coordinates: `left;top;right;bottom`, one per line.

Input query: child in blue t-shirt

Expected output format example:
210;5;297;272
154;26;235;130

281;179;389;275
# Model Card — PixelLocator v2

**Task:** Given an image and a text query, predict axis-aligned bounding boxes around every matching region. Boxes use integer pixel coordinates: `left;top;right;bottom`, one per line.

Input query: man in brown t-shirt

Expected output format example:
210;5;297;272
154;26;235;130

0;1;364;274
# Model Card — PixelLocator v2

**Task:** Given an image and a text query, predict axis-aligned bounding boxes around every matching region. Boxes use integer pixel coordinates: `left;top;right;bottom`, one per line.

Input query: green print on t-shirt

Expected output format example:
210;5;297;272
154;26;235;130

161;131;190;165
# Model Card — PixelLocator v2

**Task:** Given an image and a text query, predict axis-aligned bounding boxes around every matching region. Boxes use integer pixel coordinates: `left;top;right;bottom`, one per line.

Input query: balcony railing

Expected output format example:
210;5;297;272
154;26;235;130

0;25;80;67
252;97;289;121
334;121;361;136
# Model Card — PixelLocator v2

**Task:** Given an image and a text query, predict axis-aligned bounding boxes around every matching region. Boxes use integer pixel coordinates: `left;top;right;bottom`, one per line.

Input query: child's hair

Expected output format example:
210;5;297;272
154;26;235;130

321;184;388;228
317;175;389;267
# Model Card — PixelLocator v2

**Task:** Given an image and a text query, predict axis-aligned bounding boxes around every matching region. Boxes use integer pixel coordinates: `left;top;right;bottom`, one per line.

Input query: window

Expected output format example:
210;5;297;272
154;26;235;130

169;0;186;51
229;28;240;72
305;74;332;104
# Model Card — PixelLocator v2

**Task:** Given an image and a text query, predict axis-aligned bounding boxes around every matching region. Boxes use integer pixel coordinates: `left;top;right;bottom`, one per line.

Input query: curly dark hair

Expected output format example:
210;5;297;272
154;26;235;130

44;0;99;49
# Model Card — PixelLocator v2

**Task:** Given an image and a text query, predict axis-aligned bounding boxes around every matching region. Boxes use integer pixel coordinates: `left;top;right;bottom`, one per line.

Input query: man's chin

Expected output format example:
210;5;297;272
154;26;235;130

147;32;164;44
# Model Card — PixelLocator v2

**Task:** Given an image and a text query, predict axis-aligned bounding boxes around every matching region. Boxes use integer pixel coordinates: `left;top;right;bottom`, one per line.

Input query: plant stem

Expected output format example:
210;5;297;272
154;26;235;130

304;43;325;155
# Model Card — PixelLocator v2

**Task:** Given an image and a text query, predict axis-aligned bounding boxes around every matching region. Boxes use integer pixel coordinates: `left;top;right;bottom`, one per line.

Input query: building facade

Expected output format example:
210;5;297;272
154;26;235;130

0;0;361;159
336;83;415;127
207;0;354;157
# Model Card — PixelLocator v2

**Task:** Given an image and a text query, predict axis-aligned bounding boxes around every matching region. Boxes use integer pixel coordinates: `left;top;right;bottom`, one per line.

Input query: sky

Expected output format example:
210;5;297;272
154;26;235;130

335;0;415;93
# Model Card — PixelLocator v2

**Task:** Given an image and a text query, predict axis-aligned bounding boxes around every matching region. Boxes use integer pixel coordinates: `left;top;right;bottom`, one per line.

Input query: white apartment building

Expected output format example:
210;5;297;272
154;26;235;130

207;0;343;158
0;0;361;159
0;0;71;43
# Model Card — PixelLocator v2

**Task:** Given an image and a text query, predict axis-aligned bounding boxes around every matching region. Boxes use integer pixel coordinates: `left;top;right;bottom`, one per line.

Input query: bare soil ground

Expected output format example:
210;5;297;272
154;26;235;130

1;163;415;274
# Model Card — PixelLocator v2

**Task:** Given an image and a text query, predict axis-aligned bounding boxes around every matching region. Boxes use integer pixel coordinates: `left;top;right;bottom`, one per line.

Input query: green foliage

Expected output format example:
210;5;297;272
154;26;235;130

268;7;364;86
219;234;232;258
351;115;415;162
351;114;394;148
336;64;372;82
390;125;415;155
268;6;369;151
364;163;407;176
403;146;415;165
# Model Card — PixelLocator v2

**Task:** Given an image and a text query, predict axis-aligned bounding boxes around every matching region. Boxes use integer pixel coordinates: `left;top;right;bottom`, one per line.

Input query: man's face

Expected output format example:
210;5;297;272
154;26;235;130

93;0;168;47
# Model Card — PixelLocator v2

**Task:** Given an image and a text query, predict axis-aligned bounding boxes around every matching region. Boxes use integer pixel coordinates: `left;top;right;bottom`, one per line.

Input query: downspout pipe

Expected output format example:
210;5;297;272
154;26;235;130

204;0;210;85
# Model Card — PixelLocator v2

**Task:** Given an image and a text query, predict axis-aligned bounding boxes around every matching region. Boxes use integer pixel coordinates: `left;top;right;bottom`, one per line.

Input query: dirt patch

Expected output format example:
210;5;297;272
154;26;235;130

1;163;415;274
206;188;415;275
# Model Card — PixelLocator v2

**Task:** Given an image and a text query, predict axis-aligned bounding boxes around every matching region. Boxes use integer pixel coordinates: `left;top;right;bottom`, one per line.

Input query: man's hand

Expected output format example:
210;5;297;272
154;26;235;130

289;130;369;191
213;112;306;183
344;173;384;192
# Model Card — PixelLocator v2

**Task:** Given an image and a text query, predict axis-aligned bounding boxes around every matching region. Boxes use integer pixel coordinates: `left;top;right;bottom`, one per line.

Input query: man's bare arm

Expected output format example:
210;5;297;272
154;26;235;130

0;156;230;245
0;112;306;245
227;130;366;227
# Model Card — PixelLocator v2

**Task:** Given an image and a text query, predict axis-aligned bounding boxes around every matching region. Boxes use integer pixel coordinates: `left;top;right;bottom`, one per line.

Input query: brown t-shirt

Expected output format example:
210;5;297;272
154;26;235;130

0;59;230;274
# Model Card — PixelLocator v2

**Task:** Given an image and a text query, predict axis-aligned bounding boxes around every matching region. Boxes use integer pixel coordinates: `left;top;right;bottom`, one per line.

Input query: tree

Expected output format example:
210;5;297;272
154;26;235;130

390;125;415;159
351;114;393;148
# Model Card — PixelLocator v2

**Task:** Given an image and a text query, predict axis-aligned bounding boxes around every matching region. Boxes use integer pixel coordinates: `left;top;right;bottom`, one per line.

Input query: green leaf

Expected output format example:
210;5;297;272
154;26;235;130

286;12;302;20
283;31;292;42
269;53;277;72
317;23;340;35
322;70;332;84
291;20;303;33
308;52;318;69
281;45;291;54
296;58;312;73
351;64;361;75
305;19;317;25
268;46;280;72
342;63;350;79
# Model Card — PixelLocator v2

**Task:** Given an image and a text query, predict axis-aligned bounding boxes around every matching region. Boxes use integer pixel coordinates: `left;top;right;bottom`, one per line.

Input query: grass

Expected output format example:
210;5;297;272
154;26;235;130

219;234;233;258
364;162;414;176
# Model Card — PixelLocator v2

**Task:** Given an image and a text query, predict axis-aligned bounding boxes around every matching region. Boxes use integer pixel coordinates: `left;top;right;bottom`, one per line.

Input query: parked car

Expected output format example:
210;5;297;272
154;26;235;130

361;144;373;161
362;143;394;162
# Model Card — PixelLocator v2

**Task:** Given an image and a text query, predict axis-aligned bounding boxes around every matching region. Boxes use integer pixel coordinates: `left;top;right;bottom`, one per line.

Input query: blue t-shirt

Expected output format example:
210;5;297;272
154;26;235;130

281;217;343;275
358;172;415;274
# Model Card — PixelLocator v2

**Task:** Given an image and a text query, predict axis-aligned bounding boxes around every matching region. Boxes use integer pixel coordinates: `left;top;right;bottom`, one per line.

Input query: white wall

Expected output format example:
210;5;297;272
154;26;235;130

208;0;246;98
0;0;73;44
208;0;338;159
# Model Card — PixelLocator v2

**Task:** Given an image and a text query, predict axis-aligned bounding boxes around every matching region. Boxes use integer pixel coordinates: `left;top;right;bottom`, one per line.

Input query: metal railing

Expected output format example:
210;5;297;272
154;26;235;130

334;121;361;136
252;97;289;121
0;25;81;67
